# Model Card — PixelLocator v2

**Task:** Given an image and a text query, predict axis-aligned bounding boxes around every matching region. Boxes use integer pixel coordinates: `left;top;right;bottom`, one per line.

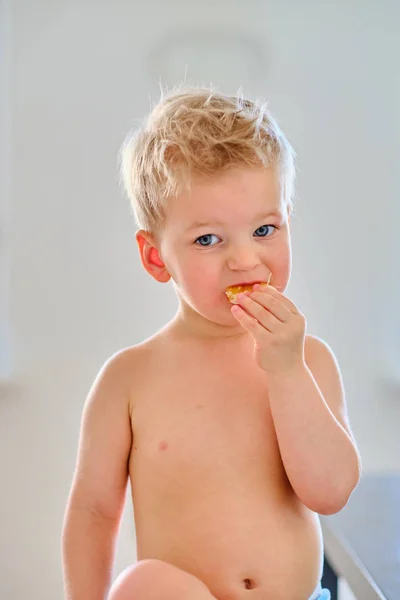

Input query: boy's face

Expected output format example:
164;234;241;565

138;166;292;341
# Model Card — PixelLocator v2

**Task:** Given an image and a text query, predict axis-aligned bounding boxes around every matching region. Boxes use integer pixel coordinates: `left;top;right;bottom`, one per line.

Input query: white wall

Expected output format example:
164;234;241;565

1;1;399;599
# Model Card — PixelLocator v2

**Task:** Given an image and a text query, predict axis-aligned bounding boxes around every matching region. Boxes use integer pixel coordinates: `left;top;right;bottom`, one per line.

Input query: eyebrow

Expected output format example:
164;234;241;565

186;210;282;231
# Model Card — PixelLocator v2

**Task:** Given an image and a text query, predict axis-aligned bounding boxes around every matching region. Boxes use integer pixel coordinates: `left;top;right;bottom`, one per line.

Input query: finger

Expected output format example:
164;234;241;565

235;294;280;332
248;291;292;323
231;304;273;335
253;284;299;315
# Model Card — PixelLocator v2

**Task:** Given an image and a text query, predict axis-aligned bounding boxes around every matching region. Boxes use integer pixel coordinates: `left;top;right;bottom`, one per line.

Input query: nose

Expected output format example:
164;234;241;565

226;242;261;271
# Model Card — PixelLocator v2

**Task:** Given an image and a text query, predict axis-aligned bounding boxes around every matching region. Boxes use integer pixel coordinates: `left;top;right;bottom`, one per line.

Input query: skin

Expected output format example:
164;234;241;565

136;165;292;346
65;165;359;600
116;165;326;599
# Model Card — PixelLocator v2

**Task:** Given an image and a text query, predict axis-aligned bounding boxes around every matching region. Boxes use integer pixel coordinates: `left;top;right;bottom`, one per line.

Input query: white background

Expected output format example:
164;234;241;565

1;1;399;599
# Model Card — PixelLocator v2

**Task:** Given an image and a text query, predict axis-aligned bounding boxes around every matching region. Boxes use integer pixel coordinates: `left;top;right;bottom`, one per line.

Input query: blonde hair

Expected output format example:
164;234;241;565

119;84;297;236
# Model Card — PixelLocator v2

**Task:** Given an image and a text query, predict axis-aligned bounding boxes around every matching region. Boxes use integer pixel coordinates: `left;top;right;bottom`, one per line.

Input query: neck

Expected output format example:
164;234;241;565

170;303;251;346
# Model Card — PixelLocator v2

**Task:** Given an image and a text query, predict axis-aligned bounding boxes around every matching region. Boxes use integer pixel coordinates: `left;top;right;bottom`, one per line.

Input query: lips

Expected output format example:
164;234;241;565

225;282;268;304
225;274;272;304
230;281;265;287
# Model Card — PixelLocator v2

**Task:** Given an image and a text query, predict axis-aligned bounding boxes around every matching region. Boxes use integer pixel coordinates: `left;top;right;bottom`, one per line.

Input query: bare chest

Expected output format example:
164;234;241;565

129;344;283;487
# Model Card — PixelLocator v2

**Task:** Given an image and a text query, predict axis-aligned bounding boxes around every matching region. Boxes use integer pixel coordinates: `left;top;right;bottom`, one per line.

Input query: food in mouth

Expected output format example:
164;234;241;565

225;273;272;304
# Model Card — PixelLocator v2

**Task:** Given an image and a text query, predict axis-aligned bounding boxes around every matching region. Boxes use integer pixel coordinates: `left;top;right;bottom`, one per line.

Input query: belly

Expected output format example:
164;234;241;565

131;482;323;600
128;346;324;599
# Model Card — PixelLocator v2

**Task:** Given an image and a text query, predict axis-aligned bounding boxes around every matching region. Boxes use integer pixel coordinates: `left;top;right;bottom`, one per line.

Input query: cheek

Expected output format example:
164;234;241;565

180;256;221;296
188;262;219;290
274;246;291;270
270;244;292;287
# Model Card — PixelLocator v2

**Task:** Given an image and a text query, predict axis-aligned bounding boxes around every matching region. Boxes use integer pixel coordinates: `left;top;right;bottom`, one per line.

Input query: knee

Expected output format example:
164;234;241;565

109;560;160;599
109;559;209;600
114;559;176;585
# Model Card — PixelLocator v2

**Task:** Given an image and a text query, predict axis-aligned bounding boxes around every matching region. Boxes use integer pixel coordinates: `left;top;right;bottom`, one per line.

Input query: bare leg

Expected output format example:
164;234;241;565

109;559;218;600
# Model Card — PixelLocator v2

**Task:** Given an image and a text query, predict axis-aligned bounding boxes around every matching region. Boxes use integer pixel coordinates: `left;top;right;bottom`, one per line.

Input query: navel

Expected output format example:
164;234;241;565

243;578;255;590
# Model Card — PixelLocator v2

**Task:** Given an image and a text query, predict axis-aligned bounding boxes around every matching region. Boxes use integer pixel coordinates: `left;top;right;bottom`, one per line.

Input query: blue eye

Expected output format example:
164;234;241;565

194;225;276;247
195;234;219;247
255;225;276;237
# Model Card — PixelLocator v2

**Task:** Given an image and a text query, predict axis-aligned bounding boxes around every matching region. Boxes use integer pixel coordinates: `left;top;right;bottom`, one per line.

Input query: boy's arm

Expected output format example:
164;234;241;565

267;335;362;516
62;350;134;600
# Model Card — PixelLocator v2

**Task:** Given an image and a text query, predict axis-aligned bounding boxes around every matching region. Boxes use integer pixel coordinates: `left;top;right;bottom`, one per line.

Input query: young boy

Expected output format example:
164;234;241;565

62;85;362;600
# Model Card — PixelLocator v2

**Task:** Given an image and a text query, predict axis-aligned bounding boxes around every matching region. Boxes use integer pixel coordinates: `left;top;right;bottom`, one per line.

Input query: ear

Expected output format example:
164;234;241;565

135;229;171;283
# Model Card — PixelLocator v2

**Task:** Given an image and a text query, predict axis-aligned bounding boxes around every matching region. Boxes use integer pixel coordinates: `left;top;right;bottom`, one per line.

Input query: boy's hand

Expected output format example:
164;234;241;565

231;283;306;375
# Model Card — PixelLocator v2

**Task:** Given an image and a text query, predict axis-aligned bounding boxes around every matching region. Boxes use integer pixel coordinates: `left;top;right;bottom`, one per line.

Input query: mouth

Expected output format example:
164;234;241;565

224;274;272;304
229;273;272;288
229;280;265;287
225;281;267;304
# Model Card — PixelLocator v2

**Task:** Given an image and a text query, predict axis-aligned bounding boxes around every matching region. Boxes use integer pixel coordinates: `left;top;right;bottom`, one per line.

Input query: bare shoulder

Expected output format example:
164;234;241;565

108;329;174;404
114;329;172;369
304;334;339;370
304;334;354;440
97;345;144;392
304;334;343;398
104;342;154;397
